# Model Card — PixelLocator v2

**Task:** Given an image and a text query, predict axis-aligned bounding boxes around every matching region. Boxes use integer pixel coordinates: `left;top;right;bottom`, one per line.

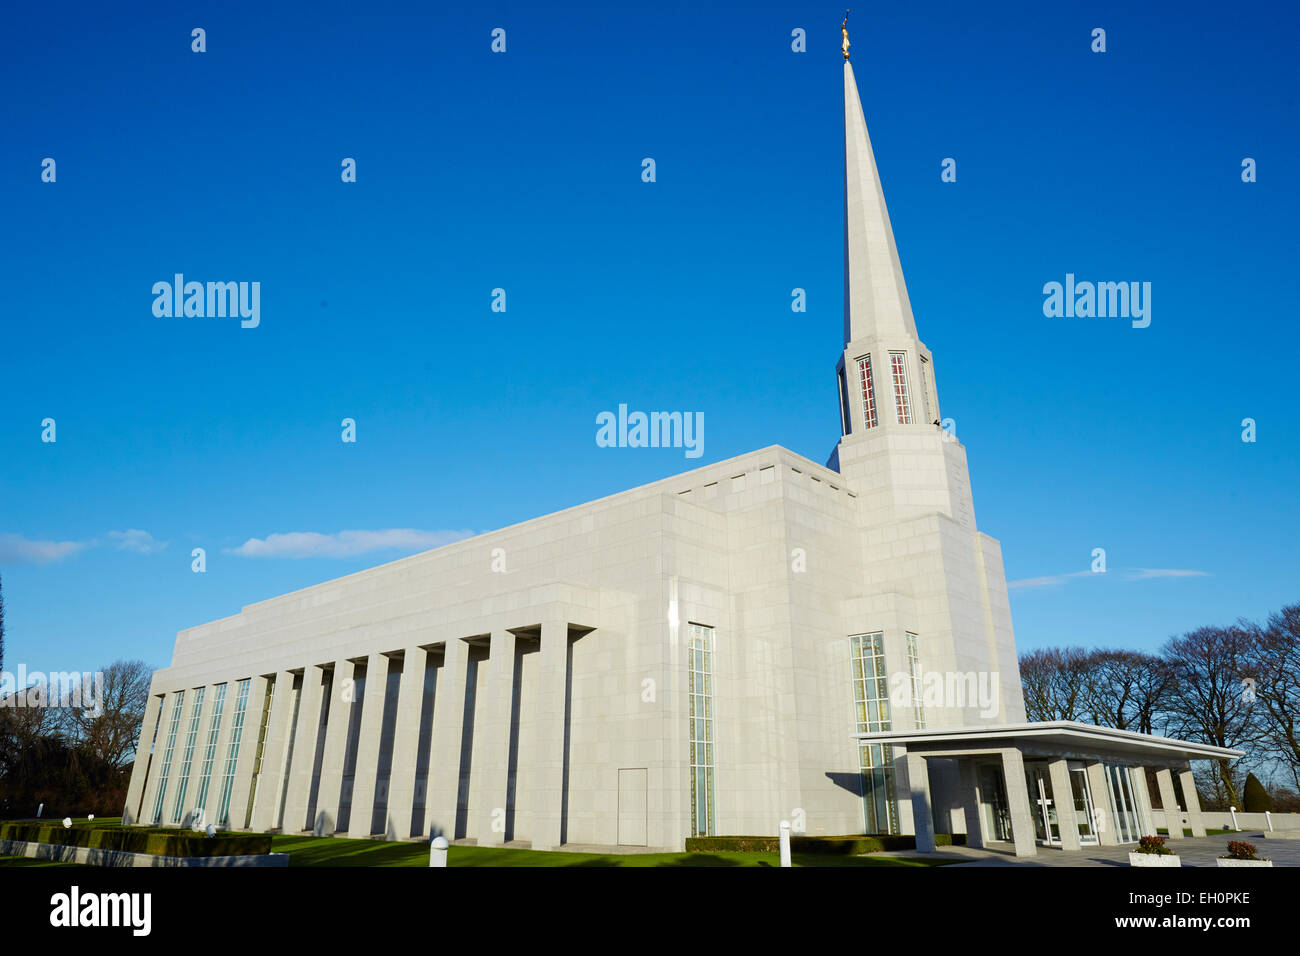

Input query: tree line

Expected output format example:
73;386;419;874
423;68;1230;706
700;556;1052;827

0;659;152;819
1020;601;1300;810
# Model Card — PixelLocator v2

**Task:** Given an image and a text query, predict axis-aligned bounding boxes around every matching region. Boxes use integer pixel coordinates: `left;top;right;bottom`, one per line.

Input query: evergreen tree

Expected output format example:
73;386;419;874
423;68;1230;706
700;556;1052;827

1243;773;1273;812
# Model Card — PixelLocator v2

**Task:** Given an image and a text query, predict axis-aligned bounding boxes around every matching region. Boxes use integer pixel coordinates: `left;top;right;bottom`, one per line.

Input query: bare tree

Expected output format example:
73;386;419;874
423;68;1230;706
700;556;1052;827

1247;603;1300;792
1019;647;1093;721
1086;649;1176;734
1161;624;1261;807
64;659;152;768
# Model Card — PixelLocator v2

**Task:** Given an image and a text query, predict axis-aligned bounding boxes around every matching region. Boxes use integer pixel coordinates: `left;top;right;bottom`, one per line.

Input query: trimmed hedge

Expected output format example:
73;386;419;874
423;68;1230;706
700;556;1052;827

685;833;967;855
0;822;271;857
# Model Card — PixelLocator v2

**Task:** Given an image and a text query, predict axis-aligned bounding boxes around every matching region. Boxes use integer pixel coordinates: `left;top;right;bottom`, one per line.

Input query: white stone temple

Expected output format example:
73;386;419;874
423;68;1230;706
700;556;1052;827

124;45;1237;856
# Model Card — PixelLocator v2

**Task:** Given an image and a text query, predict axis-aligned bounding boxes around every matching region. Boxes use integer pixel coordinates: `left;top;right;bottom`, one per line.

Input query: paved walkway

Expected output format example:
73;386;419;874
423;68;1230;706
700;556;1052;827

891;831;1299;867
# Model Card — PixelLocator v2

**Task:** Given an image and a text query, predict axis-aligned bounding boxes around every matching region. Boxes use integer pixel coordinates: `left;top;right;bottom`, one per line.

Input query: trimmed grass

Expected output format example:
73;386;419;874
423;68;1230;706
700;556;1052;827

1;817;953;867
1155;828;1233;837
268;833;954;867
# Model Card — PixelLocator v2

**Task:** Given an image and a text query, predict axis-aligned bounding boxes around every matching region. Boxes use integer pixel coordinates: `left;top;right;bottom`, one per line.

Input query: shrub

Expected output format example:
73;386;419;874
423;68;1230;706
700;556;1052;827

1136;835;1173;855
1242;774;1273;813
1223;840;1260;861
684;833;965;855
0;821;271;857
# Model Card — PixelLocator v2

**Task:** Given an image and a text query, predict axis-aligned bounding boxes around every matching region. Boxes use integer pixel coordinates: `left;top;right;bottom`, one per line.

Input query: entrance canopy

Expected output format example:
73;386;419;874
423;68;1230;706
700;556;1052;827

850;721;1241;858
853;720;1243;764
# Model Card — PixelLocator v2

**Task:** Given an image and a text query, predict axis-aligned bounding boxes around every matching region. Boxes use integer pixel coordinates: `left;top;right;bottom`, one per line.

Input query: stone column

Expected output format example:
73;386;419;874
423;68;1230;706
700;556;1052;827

1047;758;1081;851
1132;766;1156;836
313;659;356;835
529;620;568;850
475;629;517;847
346;652;392;838
1085;761;1119;847
227;676;271;831
123;693;163;825
896;751;935;853
249;670;297;831
957;759;985;849
1178;767;1206;837
425;639;468;840
1156;767;1182;839
999;748;1038;858
385;646;428;841
281;665;326;834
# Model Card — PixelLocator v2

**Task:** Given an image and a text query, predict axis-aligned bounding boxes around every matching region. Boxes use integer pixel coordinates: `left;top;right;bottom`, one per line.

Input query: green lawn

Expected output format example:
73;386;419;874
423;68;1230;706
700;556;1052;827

1;816;953;867
268;833;952;867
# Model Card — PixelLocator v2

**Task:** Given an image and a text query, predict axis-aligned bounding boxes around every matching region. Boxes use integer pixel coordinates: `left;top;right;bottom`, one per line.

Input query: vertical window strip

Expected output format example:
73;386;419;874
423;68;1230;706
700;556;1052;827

150;690;185;824
890;352;912;424
171;686;206;823
906;632;925;729
216;679;251;827
195;683;227;812
857;356;878;429
687;623;716;838
850;633;898;834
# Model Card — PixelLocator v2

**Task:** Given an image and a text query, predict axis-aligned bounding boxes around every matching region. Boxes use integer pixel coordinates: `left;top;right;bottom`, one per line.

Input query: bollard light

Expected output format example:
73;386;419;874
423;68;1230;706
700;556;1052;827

36;803;44;818
62;817;72;828
1229;806;1239;831
430;835;449;867
779;820;792;868
1265;810;1273;832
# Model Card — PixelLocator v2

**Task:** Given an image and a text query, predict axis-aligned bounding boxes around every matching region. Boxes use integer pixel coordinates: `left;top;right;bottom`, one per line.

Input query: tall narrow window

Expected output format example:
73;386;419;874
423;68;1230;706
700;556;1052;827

906;632;926;729
850;633;897;834
838;366;852;435
890;352;912;424
150;691;185;824
857;356;879;429
171;686;206;823
216;679;251;827
687;623;716;838
195;683;227;813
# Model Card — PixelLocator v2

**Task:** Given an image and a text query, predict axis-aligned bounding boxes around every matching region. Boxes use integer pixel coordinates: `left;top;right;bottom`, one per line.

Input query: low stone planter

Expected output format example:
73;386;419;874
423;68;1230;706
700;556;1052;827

0;837;287;868
1217;858;1273;867
1129;852;1181;867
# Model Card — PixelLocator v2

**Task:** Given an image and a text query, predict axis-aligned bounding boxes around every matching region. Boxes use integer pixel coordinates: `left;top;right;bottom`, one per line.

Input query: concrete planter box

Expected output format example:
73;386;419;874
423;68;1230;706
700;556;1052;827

1217;858;1273;867
1129;852;1182;867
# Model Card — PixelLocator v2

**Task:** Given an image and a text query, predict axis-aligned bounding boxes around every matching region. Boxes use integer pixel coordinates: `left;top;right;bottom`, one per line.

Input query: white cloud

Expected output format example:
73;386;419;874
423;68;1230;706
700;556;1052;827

1126;568;1210;581
106;529;168;554
1009;567;1210;590
1007;570;1094;590
226;528;476;559
0;533;88;565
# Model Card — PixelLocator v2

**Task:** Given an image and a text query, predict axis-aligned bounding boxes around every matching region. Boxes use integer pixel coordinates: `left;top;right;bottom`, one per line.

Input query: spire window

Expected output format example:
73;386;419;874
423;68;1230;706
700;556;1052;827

890;352;912;424
857;356;879;429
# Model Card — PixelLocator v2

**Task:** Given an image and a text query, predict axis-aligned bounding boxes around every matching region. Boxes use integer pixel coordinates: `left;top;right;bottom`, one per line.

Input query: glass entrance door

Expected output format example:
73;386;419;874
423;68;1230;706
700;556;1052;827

978;764;1012;842
1069;764;1099;846
1026;765;1061;846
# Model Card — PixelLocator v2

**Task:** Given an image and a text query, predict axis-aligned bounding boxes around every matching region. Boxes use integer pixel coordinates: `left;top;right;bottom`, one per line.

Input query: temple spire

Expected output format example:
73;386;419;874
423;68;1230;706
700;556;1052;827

842;58;919;346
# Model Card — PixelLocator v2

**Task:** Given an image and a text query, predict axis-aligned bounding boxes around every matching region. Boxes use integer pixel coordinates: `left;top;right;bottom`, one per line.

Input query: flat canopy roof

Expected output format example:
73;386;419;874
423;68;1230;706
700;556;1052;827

852;721;1243;762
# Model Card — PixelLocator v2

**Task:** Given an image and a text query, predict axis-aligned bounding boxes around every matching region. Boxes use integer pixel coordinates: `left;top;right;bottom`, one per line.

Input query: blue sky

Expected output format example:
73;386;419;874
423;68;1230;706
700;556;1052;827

1;0;1297;676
